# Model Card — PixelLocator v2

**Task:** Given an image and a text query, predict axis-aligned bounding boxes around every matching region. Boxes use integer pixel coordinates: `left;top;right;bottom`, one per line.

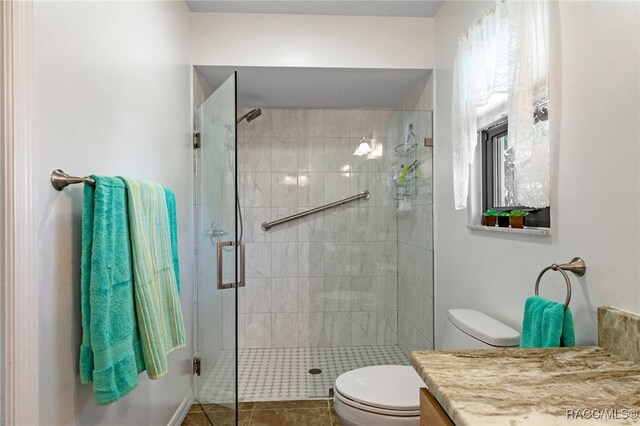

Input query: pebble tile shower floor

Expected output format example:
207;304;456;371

199;346;408;402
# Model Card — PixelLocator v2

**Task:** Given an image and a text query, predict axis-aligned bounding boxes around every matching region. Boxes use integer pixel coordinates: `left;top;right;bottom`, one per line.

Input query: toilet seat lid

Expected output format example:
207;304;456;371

334;365;425;411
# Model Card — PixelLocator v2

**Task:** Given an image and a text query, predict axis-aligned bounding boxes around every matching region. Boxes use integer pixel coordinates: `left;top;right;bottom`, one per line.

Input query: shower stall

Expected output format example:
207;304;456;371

193;71;434;409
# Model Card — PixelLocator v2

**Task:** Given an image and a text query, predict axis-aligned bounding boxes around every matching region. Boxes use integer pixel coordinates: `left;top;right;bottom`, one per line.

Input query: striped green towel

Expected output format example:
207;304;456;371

121;177;185;379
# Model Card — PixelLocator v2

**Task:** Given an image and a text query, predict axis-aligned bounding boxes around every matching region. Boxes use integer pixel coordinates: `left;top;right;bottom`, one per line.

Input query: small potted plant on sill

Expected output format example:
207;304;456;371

497;211;511;227
509;209;529;228
482;209;498;226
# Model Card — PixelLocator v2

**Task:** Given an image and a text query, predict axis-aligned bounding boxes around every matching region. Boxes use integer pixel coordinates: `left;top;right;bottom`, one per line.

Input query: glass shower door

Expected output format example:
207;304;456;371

194;73;240;417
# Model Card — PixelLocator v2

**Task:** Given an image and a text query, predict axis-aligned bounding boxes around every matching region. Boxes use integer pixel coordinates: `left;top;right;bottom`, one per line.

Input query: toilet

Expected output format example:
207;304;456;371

333;309;521;426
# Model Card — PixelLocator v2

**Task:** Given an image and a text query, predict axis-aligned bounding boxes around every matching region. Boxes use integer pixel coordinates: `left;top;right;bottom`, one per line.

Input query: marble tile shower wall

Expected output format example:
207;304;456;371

397;72;435;356
226;107;406;349
397;196;434;356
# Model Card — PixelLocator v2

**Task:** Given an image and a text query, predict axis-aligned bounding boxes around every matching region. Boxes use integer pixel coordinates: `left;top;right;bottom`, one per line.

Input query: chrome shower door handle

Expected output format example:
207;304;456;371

238;240;245;288
217;240;246;289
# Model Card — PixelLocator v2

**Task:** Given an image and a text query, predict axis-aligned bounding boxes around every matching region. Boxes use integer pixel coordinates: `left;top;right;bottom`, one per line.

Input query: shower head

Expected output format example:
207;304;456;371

237;108;262;124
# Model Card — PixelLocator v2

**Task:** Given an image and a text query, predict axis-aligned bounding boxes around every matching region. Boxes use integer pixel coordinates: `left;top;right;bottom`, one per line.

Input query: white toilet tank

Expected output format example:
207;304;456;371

441;309;520;350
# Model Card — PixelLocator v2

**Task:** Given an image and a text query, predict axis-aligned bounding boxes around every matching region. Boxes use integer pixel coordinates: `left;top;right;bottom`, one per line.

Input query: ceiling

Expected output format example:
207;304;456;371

196;66;430;108
186;1;444;17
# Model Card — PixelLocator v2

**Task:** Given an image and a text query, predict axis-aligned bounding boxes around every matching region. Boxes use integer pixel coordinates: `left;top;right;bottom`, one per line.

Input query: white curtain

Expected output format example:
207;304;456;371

507;0;550;208
452;0;549;209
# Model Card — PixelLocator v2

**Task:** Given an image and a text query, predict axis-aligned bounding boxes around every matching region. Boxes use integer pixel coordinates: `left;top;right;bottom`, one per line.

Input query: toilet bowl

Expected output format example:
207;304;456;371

333;365;424;426
333;309;521;426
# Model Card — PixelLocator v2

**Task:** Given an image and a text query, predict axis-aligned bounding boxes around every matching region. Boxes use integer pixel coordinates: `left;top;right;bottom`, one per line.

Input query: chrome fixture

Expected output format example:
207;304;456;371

204;228;228;239
395;124;417;157
353;137;373;156
406;124;416;147
217;240;245;289
262;190;370;231
51;169;96;190
534;257;586;309
193;132;201;149
237;108;262;124
234;108;262;241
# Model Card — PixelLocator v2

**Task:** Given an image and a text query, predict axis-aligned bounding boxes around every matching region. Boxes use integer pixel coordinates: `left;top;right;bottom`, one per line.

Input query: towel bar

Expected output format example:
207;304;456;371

51;169;96;190
534;257;586;309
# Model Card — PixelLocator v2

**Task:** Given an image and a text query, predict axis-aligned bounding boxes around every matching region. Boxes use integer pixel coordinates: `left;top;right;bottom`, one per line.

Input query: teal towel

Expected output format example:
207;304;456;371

121;177;186;379
521;295;575;348
163;187;181;294
79;176;146;405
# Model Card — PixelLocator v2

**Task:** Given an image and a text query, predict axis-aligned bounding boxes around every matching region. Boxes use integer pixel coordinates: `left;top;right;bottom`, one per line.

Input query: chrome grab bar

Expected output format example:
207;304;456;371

217;240;245;289
261;190;370;231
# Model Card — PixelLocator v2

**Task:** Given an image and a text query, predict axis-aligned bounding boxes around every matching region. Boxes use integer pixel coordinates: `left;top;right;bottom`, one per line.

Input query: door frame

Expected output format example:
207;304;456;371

1;1;39;424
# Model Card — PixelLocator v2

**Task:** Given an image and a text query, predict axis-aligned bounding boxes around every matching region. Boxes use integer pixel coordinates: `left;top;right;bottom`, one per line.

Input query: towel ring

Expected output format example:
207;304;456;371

534;258;586;310
535;265;572;309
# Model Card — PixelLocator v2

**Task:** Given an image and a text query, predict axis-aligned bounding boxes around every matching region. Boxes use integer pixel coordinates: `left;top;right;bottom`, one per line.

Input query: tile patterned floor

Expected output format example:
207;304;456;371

182;400;343;426
199;345;409;403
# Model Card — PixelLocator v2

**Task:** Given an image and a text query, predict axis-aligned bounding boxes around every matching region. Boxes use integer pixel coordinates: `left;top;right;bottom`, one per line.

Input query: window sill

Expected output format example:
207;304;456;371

467;224;551;236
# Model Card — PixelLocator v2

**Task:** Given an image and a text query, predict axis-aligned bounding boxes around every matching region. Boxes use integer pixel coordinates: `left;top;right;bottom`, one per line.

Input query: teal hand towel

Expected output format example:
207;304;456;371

521;295;575;348
163;187;181;294
79;176;146;405
561;307;575;347
121;177;186;379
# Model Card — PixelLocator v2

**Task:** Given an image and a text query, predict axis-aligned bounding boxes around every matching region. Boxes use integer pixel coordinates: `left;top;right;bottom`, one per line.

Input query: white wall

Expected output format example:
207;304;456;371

433;1;640;347
193;67;213;109
191;13;434;69
33;1;193;424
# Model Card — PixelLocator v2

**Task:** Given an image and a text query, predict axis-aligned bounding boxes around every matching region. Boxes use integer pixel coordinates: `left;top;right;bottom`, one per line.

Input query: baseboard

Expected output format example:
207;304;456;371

168;392;194;426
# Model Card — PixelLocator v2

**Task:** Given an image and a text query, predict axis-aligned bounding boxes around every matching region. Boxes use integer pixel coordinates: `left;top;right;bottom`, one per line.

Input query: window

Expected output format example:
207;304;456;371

480;117;551;228
452;0;550;211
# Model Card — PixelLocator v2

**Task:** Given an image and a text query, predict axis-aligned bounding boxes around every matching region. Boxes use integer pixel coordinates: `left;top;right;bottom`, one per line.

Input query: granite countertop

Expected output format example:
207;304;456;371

411;346;640;425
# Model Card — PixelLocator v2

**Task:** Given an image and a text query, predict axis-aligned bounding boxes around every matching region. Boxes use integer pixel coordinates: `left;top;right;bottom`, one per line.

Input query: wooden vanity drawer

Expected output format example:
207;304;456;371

420;387;454;426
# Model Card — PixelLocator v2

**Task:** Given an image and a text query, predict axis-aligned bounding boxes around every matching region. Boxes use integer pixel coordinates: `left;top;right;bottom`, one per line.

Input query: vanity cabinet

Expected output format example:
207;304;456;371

419;388;454;426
